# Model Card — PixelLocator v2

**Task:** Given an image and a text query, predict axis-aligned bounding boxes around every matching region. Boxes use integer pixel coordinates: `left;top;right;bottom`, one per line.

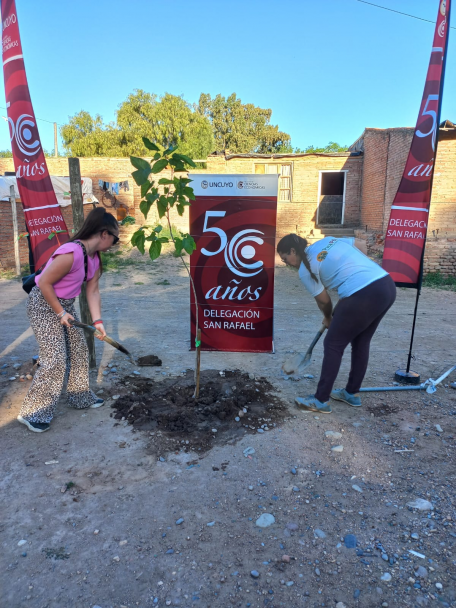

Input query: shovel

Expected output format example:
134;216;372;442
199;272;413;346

69;319;136;364
282;324;326;375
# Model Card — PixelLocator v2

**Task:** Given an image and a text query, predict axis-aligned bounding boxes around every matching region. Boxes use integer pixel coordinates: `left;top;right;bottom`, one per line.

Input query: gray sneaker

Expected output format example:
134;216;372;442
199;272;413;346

331;388;361;407
17;416;50;432
295;396;332;414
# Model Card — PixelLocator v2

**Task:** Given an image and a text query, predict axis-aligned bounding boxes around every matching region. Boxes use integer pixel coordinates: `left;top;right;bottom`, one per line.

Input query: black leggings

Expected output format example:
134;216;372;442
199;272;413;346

315;275;396;403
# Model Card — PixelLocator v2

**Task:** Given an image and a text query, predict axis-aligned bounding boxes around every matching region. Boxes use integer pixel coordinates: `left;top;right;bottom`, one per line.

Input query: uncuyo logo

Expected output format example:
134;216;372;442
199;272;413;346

224;229;264;278
237;181;243;189
9;114;41;156
3;14;17;30
201;180;208;189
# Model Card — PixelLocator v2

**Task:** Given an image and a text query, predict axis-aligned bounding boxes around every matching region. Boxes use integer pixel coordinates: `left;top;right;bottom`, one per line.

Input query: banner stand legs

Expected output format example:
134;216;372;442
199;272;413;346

360;364;456;395
394;285;422;384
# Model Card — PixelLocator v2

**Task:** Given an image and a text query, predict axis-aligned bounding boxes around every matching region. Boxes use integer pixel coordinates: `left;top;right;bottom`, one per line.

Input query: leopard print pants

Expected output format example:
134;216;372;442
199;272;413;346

20;287;97;423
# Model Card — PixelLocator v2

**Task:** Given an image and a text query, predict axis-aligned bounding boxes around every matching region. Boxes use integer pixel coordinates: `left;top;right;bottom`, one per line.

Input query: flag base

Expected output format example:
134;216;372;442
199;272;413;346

395;369;421;385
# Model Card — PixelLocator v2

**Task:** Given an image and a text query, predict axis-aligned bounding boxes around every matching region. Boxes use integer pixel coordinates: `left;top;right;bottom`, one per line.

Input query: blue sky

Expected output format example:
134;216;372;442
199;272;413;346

0;0;454;154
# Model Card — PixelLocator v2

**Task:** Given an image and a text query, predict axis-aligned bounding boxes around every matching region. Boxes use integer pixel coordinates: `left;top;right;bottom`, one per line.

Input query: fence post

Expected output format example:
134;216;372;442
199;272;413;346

10;185;21;276
68;157;97;369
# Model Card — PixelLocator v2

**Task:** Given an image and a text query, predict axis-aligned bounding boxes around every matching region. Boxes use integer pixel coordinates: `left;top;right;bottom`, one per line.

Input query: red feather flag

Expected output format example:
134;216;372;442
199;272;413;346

1;0;69;270
382;0;451;287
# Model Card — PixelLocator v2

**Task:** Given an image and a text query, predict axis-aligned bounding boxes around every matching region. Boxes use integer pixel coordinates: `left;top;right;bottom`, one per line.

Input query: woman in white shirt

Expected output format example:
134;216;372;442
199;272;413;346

278;233;396;414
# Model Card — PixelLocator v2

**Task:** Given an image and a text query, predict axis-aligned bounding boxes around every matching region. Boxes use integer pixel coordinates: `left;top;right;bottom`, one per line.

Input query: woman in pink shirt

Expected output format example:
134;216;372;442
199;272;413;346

17;208;119;433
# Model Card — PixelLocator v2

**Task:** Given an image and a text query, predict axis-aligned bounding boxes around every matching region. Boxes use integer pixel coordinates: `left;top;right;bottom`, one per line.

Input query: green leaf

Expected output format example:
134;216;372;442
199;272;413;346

182;235;196;255
173;237;183;257
158;177;174;185
179;177;192;185
149;241;162;261
157;196;168;218
178;195;190;206
131;230;146;254
151;158;169;174
153;152;161;161
142;137;160;152
145;191;159;204
141;180;153;197
130;156;152;185
163;144;178;155
183;186;196;200
172;153;197;168
154;224;163;233
176;203;184;216
139;199;152;219
168;158;186;172
157;236;169;243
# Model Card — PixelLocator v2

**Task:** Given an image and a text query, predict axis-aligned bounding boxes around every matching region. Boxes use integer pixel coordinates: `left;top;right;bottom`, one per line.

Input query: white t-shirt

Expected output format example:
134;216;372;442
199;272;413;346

298;236;388;299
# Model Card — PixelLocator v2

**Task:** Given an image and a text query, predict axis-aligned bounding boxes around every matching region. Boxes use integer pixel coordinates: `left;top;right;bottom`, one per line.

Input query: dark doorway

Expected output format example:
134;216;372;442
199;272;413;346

318;172;345;224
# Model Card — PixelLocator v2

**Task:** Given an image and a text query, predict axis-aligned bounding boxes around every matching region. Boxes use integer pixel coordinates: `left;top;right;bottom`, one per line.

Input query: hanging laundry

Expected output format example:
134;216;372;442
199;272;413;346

111;182;119;195
98;179;104;188
103;181;109;191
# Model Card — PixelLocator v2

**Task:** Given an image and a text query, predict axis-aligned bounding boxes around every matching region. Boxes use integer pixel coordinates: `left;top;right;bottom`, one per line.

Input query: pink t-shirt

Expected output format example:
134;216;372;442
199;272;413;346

36;242;100;299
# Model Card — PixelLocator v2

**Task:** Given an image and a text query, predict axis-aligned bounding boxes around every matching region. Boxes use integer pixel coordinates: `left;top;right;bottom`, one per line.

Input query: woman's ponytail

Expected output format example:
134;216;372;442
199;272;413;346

277;233;318;282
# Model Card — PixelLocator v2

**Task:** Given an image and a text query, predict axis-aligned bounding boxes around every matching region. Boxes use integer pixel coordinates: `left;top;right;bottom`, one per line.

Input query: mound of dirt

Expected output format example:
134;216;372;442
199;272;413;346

110;369;286;453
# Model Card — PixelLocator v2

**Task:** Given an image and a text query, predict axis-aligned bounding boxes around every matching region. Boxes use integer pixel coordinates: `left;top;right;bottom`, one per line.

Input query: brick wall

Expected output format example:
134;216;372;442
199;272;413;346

0;199;94;269
423;238;456;275
360;129;390;230
1;140;455;273
0;157;138;269
205;153;363;235
359;128;456;236
355;228;456;276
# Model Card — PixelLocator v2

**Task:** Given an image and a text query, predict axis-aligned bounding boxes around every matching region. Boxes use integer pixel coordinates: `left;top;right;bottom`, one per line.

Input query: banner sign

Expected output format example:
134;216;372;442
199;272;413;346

382;0;451;287
189;174;278;352
1;0;69;270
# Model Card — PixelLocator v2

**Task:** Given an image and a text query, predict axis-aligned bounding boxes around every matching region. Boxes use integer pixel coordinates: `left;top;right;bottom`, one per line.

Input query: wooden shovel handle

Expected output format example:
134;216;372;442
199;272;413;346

305;324;326;355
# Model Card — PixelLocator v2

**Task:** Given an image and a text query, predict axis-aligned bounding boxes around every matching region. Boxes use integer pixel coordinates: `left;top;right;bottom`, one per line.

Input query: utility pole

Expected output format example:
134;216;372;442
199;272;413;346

68;157;96;369
10;185;21;276
54;122;58;157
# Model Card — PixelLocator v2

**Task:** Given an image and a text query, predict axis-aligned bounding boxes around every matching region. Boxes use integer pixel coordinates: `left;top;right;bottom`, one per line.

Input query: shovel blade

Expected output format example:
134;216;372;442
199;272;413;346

283;353;307;375
295;355;312;375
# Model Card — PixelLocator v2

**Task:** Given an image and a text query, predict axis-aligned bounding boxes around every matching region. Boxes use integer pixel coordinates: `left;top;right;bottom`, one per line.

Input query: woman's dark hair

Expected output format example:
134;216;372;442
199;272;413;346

277;233;318;282
71;207;118;275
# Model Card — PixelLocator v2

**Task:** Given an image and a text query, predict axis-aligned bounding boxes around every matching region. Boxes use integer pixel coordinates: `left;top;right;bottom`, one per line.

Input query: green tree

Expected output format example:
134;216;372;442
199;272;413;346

128;138;203;396
60;111;122;157
295;141;349;154
60;90;214;158
197;93;291;154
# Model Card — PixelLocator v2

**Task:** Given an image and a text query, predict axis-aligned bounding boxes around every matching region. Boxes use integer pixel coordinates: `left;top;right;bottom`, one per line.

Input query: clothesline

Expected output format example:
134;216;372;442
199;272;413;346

98;180;130;195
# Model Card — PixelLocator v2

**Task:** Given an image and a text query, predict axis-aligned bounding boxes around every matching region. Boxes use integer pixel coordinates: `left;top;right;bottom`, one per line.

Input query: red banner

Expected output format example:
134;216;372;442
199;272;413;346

382;0;451;287
1;0;69;270
189;174;278;352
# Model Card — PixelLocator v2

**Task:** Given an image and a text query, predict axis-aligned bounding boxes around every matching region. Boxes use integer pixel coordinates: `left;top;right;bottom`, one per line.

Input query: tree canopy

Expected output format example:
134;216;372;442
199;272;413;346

60;90;214;158
295;141;349;154
60;90;293;157
197;93;291;154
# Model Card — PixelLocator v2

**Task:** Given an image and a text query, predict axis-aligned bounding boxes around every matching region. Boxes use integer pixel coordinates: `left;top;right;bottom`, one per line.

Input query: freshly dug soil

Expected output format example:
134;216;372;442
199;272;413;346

110;369;286;453
137;354;162;366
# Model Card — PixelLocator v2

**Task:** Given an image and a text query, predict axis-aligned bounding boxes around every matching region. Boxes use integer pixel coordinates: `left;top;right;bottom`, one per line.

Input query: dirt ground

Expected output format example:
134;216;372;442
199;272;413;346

1;250;456;608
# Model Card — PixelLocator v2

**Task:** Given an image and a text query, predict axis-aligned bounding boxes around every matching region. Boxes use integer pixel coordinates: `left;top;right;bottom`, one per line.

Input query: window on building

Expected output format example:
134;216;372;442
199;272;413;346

255;163;292;201
318;171;346;225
